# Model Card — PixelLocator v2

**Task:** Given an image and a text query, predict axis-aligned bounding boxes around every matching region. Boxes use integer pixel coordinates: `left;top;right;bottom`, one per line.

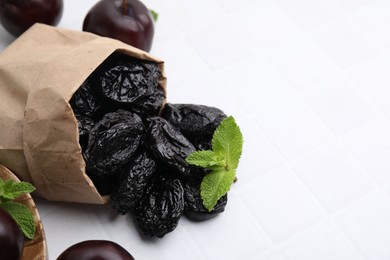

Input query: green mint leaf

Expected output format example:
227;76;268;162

1;180;35;201
186;150;225;168
0;180;4;198
185;115;243;211
201;169;236;211
212;116;243;171
149;9;159;22
1;201;36;239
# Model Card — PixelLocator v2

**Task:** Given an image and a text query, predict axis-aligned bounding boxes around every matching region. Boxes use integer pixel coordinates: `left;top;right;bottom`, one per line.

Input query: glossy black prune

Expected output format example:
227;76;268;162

0;207;24;260
161;103;226;150
74;114;95;150
83;110;144;177
184;179;227;221
134;176;184;238
162;103;227;150
110;151;156;214
146;117;196;179
98;53;164;117
88;172;120;195
57;240;135;260
70;79;102;117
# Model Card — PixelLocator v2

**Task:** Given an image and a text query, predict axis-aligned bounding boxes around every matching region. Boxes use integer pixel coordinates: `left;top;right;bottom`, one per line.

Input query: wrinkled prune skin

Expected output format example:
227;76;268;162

88;172;120;195
70;79;102;117
98;53;164;117
146;117;196;179
74;114;95;150
84;110;144;177
134;176;184;238
162;103;227;150
184;179;227;221
110;151;156;214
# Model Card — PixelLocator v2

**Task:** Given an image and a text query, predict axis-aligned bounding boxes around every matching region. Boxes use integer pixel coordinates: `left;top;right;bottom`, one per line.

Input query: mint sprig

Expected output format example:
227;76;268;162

0;179;36;239
186;116;243;211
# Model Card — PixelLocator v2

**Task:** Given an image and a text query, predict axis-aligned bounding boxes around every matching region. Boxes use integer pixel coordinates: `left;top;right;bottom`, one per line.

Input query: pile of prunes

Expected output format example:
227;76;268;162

70;52;228;238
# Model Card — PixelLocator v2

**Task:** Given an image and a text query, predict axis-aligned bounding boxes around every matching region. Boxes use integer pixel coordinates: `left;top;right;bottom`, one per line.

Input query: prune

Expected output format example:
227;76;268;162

134;176;184;238
146;117;196;179
57;240;134;260
98;53;164;117
88;172;120;196
70;79;102;117
83;110;144;177
74;114;95;150
162;103;227;150
0;207;24;260
110;151;156;214
184;179;227;221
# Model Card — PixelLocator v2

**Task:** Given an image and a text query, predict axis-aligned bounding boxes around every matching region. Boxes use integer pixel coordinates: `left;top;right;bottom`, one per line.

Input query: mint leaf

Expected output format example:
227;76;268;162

0;180;4;198
212;116;243;170
149;9;159;22
201;169;236;211
0;180;35;201
186;150;225;168
186;115;243;211
1;201;36;239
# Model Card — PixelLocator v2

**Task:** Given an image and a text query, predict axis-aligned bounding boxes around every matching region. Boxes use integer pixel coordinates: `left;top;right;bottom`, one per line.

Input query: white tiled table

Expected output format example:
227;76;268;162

1;0;390;259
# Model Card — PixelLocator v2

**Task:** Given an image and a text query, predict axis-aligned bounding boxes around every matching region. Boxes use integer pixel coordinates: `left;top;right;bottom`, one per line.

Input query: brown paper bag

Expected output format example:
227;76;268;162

0;23;167;204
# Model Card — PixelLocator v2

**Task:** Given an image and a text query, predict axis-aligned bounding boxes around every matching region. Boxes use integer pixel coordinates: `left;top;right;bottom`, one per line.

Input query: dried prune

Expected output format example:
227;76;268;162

161;103;226;150
184;179;227;221
74;114;95;150
98;53;164;117
110;151;156;214
70;79;102;117
83;109;144;177
146;117;196;179
134;175;184;238
88;172;120;195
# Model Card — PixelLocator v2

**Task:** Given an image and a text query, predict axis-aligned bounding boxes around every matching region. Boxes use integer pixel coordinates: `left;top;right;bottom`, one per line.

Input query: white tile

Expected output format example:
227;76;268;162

335;0;378;11
170;73;248;123
241;169;324;242
302;74;378;135
183;194;271;260
277;0;341;30
187;20;255;70
348;52;390;112
252;250;286;260
234;2;301;50
256;97;332;160
353;0;390;47
336;192;390;260
130;225;204;260
154;37;208;88
310;17;380;68
236;117;283;185
151;14;179;45
343;117;390;185
282;222;363;260
293;144;374;212
267;36;338;90
216;56;295;114
158;0;224;31
215;0;261;13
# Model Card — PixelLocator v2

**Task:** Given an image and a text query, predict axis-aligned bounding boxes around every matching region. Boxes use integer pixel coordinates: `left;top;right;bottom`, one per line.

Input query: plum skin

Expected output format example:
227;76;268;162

57;240;135;260
0;207;24;260
0;0;63;37
83;0;154;52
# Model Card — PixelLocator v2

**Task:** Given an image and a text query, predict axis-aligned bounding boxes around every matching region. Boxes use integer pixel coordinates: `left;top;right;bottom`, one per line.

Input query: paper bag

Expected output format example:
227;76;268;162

0;23;167;204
